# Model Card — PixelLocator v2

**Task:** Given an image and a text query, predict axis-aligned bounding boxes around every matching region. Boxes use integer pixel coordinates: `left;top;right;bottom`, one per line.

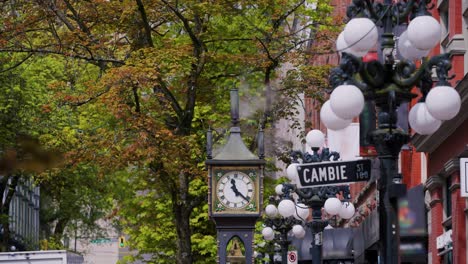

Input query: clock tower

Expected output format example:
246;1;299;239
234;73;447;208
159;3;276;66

206;89;265;264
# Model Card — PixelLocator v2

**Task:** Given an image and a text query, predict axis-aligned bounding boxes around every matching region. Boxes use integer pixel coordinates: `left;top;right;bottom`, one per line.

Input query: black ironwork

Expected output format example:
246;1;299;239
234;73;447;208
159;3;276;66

330;0;454;262
280;182;351;264
264;196;303;264
290;148;340;164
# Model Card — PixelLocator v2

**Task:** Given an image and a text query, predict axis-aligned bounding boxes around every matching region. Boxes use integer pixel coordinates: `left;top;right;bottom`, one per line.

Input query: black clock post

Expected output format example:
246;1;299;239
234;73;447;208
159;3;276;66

206;89;265;264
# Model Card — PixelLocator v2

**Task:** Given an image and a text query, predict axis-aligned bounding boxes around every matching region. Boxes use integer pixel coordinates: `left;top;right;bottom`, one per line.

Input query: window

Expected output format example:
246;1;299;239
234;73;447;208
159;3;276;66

445;177;452;218
438;0;449;47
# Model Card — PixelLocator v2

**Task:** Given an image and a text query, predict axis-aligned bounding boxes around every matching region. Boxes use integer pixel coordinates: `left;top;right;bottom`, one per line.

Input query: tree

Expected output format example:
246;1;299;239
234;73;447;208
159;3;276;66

0;1;335;262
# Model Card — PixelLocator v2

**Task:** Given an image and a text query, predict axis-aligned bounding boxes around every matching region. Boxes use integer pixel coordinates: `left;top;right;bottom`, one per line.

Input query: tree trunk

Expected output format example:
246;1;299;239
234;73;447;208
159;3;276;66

173;202;193;264
0;174;20;252
0;216;10;252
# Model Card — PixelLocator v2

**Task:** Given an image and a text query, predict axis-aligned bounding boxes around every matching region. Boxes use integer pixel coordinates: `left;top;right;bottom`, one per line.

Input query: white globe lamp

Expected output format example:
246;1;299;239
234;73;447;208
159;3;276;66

320;100;352;130
324;197;342;216
265;204;278;218
408;102;442;135
343;18;378;52
306;129;325;149
339;202;355;220
278;199;296;218
398;30;430;60
292;225;306;239
286;163;299;181
262;227;275;241
425;86;461;120
407;16;441;51
330;84;365;119
294;203;310;220
275;184;284;195
336;31;367;57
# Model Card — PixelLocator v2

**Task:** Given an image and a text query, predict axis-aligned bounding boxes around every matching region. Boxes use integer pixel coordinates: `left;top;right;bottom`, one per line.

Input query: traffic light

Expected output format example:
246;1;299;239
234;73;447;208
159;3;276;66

118;236;125;248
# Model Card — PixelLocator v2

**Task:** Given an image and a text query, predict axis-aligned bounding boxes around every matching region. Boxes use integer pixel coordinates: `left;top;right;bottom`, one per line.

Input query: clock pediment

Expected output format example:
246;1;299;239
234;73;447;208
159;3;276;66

212;127;257;160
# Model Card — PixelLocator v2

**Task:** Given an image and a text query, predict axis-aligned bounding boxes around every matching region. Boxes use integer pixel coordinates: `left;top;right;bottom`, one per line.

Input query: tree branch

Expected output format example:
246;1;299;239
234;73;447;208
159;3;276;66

135;0;154;47
0;47;125;65
0;53;33;73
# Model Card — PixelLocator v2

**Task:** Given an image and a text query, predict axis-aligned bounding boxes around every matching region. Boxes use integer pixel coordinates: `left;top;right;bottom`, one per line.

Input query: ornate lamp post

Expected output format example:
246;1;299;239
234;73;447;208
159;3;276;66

276;183;354;264
267;129;355;263
261;196;307;264
323;0;462;263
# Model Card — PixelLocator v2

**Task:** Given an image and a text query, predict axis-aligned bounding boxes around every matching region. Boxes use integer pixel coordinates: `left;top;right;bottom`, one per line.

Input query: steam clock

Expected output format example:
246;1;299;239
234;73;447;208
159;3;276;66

206;89;265;264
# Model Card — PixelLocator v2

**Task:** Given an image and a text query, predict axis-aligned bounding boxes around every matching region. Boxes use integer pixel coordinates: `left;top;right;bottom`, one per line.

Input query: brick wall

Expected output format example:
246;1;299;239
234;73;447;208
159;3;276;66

451;171;466;264
429;187;443;264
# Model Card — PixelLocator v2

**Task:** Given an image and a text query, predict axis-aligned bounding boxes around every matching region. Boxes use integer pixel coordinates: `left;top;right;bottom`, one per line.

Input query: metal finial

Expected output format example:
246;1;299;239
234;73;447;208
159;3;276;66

258;126;264;159
230;89;239;126
206;127;212;159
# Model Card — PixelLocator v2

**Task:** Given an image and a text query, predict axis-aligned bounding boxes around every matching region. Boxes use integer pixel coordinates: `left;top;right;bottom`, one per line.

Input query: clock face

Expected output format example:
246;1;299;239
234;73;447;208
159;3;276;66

216;171;254;209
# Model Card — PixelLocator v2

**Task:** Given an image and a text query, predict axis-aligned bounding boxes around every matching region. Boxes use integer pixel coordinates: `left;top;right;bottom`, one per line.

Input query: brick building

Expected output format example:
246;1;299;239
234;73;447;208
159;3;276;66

410;0;468;262
304;0;468;263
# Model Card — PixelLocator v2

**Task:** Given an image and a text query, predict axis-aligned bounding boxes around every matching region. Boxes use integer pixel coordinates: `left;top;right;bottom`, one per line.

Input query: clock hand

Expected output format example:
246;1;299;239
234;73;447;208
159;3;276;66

230;179;250;202
230;179;240;195
237;191;250;202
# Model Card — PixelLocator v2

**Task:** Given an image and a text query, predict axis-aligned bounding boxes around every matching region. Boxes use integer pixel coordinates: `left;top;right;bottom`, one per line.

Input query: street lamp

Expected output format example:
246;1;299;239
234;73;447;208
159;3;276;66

262;196;307;264
323;195;356;229
269;129;356;263
277;183;354;264
325;0;462;263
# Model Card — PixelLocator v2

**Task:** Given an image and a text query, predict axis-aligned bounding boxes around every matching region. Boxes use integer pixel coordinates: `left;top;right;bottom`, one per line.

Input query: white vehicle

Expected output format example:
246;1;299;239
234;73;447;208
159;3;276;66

0;250;83;264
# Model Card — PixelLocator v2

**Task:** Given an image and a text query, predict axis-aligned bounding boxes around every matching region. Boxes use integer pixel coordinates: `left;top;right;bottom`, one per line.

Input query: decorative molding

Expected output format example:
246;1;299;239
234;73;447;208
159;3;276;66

449;182;460;192
460;145;468;158
442;216;452;228
425;175;445;191
430;198;442;207
443;158;461;177
413;76;468;153
463;0;468;17
445;34;466;56
437;0;447;9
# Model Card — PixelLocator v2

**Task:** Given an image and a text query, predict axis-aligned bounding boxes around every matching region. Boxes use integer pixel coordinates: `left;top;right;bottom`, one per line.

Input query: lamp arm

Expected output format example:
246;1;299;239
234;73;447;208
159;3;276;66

364;0;380;20
360;60;386;88
331;52;368;91
290;150;305;163
281;183;299;199
392;54;452;88
433;53;453;86
392;59;427;87
329;151;340;161
394;0;416;21
294;186;315;200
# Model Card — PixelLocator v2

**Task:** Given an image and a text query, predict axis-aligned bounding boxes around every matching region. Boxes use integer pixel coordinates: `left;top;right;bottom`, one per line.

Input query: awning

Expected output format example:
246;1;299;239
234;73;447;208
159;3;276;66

322;228;355;260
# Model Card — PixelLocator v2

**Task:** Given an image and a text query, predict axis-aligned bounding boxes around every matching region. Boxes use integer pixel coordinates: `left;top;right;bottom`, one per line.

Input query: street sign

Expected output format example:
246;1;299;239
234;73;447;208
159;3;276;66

460;158;468;197
287;251;298;264
296;159;371;187
90;238;112;244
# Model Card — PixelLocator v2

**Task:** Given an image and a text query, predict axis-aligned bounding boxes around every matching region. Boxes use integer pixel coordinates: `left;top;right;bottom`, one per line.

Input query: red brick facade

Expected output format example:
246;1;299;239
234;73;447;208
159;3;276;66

304;0;468;263
413;0;468;262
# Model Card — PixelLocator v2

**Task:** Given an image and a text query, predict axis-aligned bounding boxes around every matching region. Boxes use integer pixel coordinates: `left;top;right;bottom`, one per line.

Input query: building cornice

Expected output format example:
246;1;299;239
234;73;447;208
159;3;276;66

413;75;468;153
425;175;444;191
429;198;442;207
449;182;460;192
443;158;461;177
444;34;466;56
